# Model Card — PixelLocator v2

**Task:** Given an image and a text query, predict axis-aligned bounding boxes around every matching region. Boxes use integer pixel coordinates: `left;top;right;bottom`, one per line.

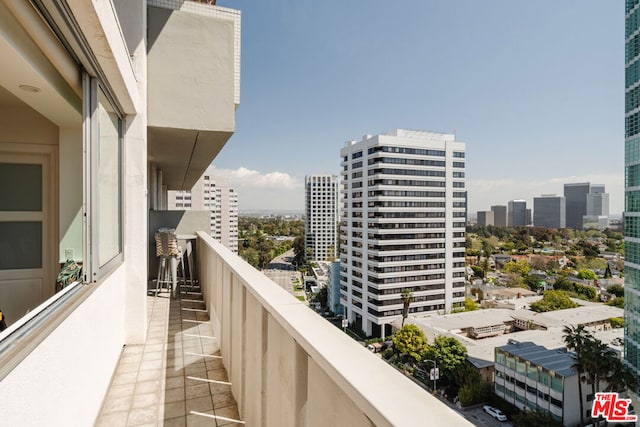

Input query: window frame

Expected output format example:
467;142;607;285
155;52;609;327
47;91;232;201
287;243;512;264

83;74;124;283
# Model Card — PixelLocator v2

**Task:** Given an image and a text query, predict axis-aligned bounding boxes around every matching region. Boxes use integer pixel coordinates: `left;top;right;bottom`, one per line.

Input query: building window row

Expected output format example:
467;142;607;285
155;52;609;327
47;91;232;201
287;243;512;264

368;212;445;219
368;168;446;178
367;232;445;240
367;179;445;188
367;157;445;167
368;263;445;274
367;201;446;208
367;146;445;157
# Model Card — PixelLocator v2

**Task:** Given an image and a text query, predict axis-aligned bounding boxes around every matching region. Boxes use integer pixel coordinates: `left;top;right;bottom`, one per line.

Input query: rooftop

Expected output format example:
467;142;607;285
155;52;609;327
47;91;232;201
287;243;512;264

498;341;576;377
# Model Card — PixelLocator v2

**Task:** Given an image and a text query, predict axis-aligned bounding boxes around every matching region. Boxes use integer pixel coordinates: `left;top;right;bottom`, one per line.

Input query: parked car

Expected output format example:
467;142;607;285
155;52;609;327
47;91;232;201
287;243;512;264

483;405;507;422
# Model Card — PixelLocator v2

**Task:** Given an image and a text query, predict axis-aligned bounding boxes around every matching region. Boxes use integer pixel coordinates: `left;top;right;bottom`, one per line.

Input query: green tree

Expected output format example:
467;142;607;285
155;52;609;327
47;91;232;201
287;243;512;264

457;381;492;407
607;296;624;308
392;324;427;362
504;272;525;288
503;259;530;276
464;297;479;311
424;336;468;385
292;235;306;267
401;288;413;327
609;317;624;328
530;290;578;313
606;284;624;297
577;269;596;280
563;325;593;427
470;265;484;278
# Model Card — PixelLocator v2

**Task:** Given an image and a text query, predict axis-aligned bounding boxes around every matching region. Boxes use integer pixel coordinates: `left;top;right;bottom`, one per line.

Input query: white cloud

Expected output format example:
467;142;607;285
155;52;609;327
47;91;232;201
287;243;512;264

210;167;303;211
467;173;624;216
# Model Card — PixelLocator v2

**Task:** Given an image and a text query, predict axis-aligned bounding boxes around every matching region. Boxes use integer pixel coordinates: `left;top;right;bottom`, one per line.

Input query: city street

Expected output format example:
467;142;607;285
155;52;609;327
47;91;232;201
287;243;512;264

262;249;303;299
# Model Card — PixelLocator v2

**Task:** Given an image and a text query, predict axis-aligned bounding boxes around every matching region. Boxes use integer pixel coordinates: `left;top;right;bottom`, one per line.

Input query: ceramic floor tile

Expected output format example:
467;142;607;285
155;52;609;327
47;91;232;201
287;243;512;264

164;401;187;420
97;292;241;425
126;406;157;426
95;410;129;427
186;395;214;413
165;386;186;403
186;411;216;427
131;392;160;409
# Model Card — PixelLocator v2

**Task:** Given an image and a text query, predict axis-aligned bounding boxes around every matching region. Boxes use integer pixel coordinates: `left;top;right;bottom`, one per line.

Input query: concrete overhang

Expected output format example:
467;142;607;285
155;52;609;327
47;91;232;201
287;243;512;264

147;5;238;190
148;126;232;190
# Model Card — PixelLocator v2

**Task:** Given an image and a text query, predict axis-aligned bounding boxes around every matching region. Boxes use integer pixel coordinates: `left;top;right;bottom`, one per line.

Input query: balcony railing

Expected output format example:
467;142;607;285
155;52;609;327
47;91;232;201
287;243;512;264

196;231;473;426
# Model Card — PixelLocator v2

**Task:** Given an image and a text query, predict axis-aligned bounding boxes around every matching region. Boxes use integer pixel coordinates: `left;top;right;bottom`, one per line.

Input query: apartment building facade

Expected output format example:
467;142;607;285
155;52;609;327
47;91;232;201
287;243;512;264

168;169;239;253
340;129;466;337
625;0;640;396
304;174;338;261
494;341;589;426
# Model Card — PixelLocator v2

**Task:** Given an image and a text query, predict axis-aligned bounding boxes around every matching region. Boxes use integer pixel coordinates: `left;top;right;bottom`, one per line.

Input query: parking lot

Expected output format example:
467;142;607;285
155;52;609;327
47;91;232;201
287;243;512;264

463;406;513;427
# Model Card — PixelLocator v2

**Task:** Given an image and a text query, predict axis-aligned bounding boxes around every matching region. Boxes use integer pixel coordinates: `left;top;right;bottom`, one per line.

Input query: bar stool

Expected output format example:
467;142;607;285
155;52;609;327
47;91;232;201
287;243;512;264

155;229;181;298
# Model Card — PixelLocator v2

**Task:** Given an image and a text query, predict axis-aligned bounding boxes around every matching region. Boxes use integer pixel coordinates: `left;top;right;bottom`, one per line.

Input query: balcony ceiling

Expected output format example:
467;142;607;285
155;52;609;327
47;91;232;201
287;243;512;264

0;3;81;128
148;126;232;190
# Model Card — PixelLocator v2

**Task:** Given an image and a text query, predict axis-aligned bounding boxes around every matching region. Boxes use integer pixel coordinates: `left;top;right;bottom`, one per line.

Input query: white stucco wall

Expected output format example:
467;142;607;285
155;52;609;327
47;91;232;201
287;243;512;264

0;268;127;426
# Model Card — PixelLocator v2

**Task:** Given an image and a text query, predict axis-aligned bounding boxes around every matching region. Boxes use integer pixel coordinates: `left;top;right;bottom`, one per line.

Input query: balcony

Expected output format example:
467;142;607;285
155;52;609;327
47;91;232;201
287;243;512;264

95;232;472;426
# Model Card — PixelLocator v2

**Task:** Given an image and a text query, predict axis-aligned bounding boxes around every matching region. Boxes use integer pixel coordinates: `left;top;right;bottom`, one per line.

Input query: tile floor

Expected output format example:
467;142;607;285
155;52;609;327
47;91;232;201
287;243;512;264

95;283;243;426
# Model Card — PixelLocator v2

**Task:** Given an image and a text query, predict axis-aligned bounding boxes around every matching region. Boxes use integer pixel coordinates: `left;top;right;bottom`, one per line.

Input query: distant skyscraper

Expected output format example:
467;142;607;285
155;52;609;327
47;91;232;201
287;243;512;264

584;184;610;230
491;205;507;227
533;194;565;228
305;174;338;261
564;182;610;230
477;211;494;226
508;200;527;227
625;0;640;385
564;182;591;229
168;169;239;253
340;129;466;337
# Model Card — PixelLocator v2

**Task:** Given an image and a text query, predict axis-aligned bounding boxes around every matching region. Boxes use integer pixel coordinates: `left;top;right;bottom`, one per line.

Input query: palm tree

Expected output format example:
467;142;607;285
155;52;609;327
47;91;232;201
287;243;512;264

401;288;413;327
563;325;593;427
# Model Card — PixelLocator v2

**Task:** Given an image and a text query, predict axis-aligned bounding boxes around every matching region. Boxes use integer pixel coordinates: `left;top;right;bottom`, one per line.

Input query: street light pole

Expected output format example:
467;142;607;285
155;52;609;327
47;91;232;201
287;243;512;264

424;359;438;392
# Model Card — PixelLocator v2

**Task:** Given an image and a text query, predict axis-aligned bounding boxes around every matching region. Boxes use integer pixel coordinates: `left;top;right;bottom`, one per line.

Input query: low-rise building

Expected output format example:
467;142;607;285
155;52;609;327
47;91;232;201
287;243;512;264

494;341;587;425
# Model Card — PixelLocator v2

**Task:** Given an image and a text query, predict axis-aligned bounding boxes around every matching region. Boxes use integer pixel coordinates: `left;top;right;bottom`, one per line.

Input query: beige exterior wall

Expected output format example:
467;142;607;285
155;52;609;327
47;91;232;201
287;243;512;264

168;167;239;253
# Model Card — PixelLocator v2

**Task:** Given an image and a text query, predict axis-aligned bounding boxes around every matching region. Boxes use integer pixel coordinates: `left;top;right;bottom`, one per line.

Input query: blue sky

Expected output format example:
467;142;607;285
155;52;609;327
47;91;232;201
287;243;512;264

213;1;624;214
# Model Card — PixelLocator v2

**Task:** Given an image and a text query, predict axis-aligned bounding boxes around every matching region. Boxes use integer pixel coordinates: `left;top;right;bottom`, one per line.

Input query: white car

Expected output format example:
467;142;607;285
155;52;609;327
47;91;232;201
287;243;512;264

483;405;507;422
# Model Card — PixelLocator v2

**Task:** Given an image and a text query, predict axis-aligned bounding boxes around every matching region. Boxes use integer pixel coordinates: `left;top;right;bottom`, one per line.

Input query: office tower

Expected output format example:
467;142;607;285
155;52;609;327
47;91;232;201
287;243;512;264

491;205;508;227
533;194;565;228
508;200;527;227
626;0;640;385
584;184;610;230
526;209;532;226
340;129;466;337
305;174;339;261
477;211;494;226
168;169;239;253
564;182;591;229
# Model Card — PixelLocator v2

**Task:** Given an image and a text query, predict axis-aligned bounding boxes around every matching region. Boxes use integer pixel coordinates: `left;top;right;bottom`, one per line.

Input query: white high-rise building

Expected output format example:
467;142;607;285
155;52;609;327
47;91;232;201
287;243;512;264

305;175;338;261
168;167;239;253
340;129;466;338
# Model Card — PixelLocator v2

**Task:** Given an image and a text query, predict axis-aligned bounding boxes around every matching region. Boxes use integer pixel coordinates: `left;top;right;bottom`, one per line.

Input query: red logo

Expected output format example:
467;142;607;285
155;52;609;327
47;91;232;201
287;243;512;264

591;393;637;423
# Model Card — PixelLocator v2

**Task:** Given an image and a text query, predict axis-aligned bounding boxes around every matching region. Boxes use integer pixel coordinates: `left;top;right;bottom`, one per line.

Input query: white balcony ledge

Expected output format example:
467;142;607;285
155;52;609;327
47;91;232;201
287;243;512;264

197;232;473;427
